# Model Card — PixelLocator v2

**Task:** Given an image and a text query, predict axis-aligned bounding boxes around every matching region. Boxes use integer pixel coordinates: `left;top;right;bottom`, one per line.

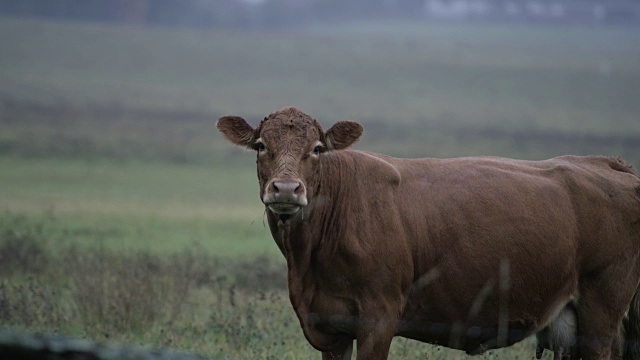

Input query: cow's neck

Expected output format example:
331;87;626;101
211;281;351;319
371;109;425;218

267;154;349;311
275;219;312;310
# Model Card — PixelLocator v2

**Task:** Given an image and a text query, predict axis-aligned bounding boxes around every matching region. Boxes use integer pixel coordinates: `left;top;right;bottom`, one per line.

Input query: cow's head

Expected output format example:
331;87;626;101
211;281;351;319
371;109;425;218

216;107;363;220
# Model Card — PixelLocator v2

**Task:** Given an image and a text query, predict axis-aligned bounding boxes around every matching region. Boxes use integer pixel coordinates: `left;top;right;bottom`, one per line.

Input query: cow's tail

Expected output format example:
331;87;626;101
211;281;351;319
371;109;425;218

625;286;640;360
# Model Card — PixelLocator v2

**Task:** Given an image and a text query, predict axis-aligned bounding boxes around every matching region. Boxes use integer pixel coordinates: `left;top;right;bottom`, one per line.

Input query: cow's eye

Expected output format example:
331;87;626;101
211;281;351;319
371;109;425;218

313;145;324;155
255;142;265;152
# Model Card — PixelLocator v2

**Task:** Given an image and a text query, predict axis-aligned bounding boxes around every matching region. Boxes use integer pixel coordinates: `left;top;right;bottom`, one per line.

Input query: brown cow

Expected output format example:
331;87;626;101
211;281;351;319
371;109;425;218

216;106;640;360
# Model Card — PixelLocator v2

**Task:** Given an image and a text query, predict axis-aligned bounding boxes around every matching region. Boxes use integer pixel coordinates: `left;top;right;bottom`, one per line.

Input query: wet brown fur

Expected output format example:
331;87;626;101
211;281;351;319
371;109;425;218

217;107;640;360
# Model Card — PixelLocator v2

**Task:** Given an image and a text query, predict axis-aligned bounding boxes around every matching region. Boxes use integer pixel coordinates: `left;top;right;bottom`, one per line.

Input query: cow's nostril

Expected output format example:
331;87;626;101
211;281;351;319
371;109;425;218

273;181;302;197
266;180;307;207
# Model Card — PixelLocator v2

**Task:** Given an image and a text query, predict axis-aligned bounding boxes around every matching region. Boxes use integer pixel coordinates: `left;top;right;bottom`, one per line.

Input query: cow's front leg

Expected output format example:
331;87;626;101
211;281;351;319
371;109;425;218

354;315;398;360
322;340;353;360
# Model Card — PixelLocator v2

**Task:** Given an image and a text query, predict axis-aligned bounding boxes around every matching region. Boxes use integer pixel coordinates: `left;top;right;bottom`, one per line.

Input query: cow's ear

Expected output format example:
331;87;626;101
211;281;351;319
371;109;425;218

325;120;363;151
216;116;256;149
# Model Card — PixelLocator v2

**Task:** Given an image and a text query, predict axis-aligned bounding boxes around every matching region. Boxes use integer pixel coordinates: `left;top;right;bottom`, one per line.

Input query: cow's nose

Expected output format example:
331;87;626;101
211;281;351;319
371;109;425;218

272;181;302;197
264;179;307;207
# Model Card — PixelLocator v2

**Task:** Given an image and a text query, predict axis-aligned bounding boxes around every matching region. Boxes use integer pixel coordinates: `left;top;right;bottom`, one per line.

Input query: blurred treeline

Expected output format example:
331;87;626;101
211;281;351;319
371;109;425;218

0;0;427;29
4;0;637;30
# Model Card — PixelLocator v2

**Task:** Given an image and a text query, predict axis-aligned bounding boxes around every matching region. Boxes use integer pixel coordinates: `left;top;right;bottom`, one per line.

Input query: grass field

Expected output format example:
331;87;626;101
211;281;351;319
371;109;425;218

1;16;639;359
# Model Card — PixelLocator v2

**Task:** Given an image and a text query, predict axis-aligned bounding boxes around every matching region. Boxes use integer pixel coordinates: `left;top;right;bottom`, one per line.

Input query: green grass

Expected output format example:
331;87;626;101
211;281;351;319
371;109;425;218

0;214;543;359
0;16;638;359
0;156;274;256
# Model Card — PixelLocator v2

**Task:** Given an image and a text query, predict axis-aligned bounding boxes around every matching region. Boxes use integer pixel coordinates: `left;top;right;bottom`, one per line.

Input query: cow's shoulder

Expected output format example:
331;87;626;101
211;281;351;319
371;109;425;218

337;150;403;186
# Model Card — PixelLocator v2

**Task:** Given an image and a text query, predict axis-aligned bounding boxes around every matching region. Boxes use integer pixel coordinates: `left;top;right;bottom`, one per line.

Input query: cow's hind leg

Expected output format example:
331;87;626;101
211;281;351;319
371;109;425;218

575;264;638;359
575;298;619;358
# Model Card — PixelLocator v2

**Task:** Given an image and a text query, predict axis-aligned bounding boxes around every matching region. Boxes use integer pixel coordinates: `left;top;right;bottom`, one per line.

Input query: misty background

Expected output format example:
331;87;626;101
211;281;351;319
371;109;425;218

1;0;640;27
0;0;639;359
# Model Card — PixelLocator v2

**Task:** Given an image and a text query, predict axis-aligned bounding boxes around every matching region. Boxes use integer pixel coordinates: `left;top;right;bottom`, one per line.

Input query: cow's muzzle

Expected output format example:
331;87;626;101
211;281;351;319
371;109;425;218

263;179;308;215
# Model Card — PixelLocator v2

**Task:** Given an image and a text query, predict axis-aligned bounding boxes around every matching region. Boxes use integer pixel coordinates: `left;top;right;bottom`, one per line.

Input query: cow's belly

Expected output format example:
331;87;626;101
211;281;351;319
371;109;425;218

397;195;580;351
396;317;537;354
397;262;578;354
